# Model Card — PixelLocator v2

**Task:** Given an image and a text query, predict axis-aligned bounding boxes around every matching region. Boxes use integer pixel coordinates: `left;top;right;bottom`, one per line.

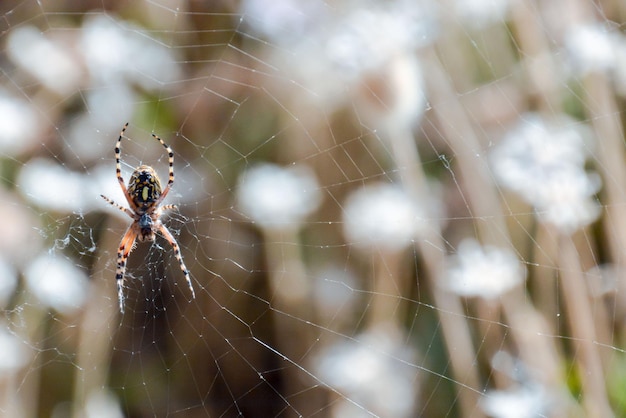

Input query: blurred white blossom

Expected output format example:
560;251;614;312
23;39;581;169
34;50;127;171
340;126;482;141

0;325;30;375
18;158;89;213
85;389;124;418
315;327;418;418
6;26;82;95
491;114;600;233
454;0;510;29
0;189;43;266
237;163;322;229
444;239;524;299
24;253;89;313
481;386;547;418
241;0;327;42
492;114;588;180
356;53;427;131
564;24;620;74
532;168;601;233
0;90;41;156
79;14;181;88
323;3;429;79
342;183;426;252
257;0;436;108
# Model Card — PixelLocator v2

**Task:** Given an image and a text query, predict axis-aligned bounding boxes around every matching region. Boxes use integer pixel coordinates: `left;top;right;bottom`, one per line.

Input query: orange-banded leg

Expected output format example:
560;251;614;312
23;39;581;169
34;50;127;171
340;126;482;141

116;225;138;313
158;223;195;299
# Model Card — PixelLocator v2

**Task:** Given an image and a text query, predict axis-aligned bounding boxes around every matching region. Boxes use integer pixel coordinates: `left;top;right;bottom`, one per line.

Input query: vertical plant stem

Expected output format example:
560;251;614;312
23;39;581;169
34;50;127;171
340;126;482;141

261;226;320;417
72;219;120;417
384;116;484;417
5;300;47;418
418;241;485;417
581;71;626;288
557;233;612;417
368;250;404;329
422;47;510;249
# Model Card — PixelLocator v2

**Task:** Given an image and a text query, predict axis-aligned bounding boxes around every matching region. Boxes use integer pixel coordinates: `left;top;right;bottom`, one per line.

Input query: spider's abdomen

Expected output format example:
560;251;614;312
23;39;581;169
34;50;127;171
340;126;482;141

138;213;155;242
128;165;162;209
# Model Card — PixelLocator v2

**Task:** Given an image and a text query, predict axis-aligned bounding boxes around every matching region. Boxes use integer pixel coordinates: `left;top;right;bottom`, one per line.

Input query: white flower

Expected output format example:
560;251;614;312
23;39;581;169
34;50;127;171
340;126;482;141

18;158;89;213
263;0;436;107
342;183;426;252
532;168;601;233
355;53;427;130
315;327;418;418
240;0;327;42
85;389;124;418
454;0;510;29
237;163;322;229
491;114;600;233
324;1;434;81
0;189;43;266
0;90;41;156
326;8;413;77
24;253;89;314
481;386;547;418
564;24;618;74
0;325;30;375
6;26;81;95
444;239;525;299
79;14;181;88
491;114;587;193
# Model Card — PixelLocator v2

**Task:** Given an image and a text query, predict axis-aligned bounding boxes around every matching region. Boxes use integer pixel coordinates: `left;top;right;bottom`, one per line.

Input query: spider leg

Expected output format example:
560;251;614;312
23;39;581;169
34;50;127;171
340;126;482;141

100;194;135;218
158;223;195;300
116;225;138;313
115;122;138;210
151;132;175;205
160;204;178;213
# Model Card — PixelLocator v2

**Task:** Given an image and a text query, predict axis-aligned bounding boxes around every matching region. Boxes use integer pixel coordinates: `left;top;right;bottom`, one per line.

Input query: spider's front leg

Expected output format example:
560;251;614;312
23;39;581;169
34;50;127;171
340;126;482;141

101;194;135;218
116;225;138;313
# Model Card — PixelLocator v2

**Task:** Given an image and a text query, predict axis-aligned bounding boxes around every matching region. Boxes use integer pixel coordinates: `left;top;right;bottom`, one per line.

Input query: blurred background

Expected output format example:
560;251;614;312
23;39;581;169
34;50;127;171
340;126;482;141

2;0;626;417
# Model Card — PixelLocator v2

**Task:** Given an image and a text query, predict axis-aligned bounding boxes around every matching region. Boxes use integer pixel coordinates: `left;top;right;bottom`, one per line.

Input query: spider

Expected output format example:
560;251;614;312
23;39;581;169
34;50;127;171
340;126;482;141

101;122;195;313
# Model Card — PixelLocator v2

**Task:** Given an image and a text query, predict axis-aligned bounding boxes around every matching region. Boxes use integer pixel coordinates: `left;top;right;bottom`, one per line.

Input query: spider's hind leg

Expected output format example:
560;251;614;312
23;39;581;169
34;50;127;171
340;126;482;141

158;224;195;300
116;225;138;313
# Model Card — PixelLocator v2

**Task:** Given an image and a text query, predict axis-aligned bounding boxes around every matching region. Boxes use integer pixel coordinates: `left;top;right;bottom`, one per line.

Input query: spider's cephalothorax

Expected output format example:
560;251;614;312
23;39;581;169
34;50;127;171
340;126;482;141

100;123;196;313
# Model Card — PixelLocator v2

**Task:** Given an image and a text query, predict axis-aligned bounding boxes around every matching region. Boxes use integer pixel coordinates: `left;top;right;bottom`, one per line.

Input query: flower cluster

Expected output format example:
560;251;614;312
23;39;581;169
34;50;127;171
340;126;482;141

237;163;322;230
342;183;427;253
444;239;525;300
24;253;89;314
315;327;418;418
491;113;600;233
241;0;435;111
564;24;623;75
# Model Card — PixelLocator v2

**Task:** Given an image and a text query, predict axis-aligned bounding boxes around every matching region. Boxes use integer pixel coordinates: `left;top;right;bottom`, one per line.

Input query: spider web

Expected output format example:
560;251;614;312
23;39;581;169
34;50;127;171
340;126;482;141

2;0;626;417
